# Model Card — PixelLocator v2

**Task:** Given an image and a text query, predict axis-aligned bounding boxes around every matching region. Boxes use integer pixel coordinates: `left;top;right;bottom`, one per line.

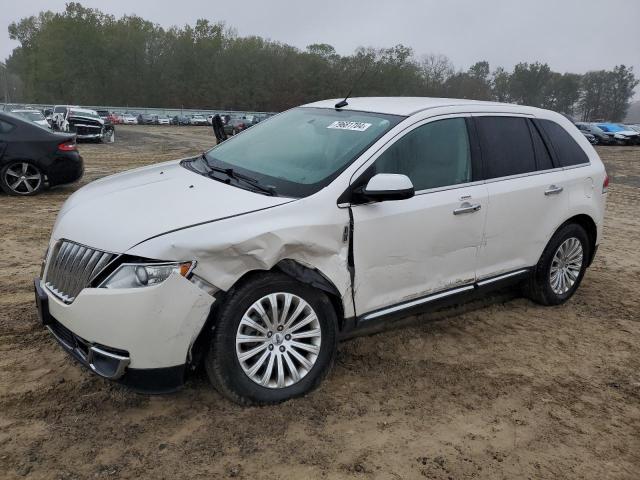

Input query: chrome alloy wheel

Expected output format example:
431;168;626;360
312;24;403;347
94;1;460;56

235;292;321;389
549;237;583;295
3;162;43;194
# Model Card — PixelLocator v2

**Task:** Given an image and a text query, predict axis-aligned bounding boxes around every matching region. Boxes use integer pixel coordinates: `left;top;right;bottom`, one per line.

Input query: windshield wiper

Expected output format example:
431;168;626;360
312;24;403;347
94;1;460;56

200;153;277;196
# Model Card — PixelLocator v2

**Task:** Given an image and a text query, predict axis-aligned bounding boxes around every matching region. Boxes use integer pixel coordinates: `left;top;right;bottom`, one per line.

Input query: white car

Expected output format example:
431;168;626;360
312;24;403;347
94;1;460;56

51;106;106;141
10;109;50;129
122;114;138;125
156;115;171;125
35;97;607;404
190;115;208;126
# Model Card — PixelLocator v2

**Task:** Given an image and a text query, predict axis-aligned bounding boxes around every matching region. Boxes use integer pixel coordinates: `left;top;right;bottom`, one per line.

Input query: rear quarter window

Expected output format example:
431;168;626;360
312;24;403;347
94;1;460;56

539;120;589;167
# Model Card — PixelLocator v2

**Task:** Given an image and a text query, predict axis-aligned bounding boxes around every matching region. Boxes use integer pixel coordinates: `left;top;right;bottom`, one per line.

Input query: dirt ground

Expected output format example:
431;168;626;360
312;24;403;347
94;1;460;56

1;125;639;480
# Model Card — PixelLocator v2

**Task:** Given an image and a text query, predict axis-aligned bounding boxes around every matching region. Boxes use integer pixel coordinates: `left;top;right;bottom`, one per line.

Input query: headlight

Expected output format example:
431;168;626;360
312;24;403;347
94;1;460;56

614;133;625;139
99;262;194;289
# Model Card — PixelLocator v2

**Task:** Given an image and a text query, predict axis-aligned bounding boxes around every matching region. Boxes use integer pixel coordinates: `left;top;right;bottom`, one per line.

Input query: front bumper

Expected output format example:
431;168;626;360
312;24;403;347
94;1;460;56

35;273;215;393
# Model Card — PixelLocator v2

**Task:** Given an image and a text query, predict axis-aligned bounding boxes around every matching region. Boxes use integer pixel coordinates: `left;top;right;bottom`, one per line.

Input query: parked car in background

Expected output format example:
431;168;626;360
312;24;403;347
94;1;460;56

95;110;111;122
580;131;597;144
122;113;138;125
575;123;612;145
0;111;83;195
190;115;208;126
624;124;640;134
596;123;640;145
34;97;606;404
172;115;191;125
223;117;250;136
52;106;112;142
108;112;122;124
10;109;51;129
153;115;171;125
95;110;116;143
43;108;53;126
137;113;156;125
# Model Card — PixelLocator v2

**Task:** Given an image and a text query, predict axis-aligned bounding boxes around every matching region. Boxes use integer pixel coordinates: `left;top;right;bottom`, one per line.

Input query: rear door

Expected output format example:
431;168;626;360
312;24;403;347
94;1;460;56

350;116;488;316
474;115;569;279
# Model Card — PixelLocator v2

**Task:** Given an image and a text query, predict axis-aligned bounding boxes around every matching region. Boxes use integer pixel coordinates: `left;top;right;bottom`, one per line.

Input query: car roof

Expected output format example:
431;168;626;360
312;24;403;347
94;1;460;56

302;96;525;116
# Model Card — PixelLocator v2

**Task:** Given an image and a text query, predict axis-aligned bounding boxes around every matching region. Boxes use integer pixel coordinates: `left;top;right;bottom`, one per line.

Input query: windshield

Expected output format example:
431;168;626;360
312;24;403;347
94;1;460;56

199;107;403;197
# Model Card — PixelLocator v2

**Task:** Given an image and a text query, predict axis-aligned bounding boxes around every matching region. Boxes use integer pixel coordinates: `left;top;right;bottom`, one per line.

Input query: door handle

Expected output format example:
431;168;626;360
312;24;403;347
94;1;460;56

453;201;481;215
544;185;564;196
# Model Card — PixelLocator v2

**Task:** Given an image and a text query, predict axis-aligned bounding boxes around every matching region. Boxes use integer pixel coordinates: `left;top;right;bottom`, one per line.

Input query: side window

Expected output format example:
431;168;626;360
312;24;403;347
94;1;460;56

373;117;471;191
475;116;536;178
539;120;589;167
528;120;554;170
0;119;15;134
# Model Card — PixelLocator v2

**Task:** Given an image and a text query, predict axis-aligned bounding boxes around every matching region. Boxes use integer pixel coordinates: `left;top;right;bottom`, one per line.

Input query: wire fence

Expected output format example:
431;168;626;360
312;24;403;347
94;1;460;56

0;102;276;118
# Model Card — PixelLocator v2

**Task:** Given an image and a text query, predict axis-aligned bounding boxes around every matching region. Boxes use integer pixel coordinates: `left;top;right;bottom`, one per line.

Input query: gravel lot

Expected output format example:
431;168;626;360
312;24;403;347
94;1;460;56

1;125;639;479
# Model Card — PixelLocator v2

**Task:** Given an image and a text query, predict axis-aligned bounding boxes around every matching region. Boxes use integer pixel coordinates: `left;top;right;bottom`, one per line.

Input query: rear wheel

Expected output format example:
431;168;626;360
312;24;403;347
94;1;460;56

524;223;590;305
0;161;44;196
205;273;338;405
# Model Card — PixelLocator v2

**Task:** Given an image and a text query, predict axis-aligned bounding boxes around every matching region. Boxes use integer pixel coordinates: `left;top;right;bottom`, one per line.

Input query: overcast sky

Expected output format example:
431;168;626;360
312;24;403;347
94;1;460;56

1;0;639;94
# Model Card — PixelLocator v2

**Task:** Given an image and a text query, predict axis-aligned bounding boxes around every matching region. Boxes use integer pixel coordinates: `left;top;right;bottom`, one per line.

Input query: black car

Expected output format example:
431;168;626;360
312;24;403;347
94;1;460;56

575;123;612;145
0;112;83;196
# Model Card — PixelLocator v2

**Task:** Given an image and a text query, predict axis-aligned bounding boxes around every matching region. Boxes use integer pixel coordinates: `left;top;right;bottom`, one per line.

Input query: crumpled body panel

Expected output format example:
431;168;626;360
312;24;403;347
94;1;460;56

127;197;355;317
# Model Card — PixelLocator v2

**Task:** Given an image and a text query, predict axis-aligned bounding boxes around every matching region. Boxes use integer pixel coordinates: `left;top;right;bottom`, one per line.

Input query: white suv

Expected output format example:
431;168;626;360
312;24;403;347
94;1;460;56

34;97;607;404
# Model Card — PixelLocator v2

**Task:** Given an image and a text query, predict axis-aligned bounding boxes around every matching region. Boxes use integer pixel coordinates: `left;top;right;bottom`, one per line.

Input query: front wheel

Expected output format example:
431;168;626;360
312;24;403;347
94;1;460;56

205;273;338;405
524;223;590;306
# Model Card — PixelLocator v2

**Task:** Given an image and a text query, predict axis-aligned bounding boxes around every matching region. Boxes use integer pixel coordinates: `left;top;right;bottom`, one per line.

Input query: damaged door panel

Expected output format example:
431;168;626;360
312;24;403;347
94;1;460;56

351;183;488;316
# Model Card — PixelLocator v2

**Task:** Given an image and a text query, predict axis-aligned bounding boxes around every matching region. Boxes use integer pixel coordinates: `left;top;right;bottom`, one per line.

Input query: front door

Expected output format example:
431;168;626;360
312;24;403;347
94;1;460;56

349;116;487;316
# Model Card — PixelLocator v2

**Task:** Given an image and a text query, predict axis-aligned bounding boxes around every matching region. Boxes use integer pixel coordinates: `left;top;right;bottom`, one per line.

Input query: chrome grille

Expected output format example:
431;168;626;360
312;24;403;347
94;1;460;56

44;240;116;303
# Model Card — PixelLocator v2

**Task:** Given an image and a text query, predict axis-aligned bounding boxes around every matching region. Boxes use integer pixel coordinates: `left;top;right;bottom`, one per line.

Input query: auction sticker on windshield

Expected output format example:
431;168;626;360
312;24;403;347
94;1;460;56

327;121;372;132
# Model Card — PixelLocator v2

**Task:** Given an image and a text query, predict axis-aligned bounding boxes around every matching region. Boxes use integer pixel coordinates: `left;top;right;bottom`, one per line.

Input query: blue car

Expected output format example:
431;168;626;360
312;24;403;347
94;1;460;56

596;123;640;145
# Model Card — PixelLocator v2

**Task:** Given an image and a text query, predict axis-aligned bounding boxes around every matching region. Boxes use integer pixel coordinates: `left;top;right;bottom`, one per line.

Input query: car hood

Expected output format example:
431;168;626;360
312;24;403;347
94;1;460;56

52;159;294;253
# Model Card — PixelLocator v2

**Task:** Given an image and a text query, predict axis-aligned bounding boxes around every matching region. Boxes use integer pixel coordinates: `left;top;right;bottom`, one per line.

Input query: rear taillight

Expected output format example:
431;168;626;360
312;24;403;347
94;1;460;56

58;140;77;152
602;173;609;194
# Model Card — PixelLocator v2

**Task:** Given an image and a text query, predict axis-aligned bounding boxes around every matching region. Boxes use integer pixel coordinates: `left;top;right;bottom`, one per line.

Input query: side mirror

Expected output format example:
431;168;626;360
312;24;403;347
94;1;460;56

360;173;415;202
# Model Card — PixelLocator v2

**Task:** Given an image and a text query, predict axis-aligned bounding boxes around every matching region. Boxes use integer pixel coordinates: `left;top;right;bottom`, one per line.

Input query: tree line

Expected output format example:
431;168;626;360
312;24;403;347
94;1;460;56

5;3;638;121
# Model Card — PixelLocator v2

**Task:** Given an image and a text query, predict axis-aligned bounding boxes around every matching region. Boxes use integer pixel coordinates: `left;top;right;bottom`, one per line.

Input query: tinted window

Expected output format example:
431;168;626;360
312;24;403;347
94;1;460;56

200;107;403;198
529;121;554;170
476;116;536;178
372;117;471;190
539;120;589;167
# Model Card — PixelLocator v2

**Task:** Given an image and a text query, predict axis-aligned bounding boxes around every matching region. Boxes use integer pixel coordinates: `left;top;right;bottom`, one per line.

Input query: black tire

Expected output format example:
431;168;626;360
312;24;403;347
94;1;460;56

205;272;338;405
524;223;590;306
0;161;45;196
